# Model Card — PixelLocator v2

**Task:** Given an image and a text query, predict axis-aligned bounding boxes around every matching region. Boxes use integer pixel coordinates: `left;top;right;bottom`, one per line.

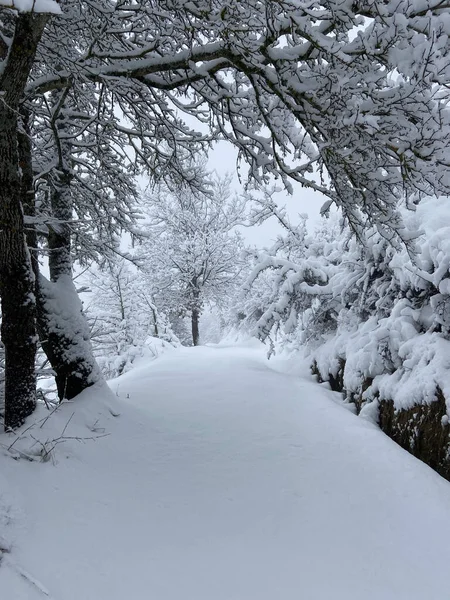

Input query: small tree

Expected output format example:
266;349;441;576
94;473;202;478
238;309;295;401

140;177;246;346
85;260;178;378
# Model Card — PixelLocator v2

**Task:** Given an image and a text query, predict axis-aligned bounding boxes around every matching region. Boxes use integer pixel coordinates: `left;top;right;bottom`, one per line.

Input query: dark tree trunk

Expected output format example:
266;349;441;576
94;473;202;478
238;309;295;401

191;308;200;346
34;95;101;401
18;109;38;273
0;122;37;428
0;14;48;429
151;306;159;337
189;279;201;346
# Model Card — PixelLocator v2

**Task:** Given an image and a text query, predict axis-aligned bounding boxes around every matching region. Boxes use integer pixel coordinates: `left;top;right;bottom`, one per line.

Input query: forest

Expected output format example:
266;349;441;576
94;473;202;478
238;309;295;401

1;1;450;597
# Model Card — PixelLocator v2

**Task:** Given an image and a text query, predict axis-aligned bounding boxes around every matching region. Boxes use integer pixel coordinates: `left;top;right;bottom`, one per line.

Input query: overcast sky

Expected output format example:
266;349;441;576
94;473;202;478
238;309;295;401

207;140;326;247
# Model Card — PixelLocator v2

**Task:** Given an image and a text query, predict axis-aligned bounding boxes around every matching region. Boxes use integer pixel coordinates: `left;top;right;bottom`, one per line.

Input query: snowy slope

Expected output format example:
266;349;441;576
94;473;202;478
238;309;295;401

2;343;450;600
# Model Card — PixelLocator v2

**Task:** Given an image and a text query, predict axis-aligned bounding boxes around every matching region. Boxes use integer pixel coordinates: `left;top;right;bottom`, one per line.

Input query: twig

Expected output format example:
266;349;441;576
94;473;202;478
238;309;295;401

8;421;38;451
60;412;75;438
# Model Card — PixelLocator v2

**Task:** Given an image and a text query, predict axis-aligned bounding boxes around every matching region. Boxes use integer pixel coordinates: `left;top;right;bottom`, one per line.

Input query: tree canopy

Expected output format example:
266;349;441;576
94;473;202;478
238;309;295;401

1;0;450;427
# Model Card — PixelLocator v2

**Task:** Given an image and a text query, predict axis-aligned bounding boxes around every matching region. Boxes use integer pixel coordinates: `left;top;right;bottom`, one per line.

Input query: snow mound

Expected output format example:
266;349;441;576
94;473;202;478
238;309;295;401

2;346;450;599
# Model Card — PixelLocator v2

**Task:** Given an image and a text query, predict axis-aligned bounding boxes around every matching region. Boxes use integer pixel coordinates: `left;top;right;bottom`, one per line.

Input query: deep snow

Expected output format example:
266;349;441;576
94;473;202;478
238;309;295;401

2;342;450;599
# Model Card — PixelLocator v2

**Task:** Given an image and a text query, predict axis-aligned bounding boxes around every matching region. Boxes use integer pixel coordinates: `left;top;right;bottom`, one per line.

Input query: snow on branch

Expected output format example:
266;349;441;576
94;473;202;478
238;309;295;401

20;0;450;246
0;0;61;13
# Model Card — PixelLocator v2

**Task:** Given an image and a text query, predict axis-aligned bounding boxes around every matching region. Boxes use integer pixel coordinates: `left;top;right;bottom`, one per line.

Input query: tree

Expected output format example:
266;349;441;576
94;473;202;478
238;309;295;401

23;2;212;403
29;85;139;401
140;177;246;345
85;260;178;378
0;5;58;429
28;0;450;239
2;0;450;426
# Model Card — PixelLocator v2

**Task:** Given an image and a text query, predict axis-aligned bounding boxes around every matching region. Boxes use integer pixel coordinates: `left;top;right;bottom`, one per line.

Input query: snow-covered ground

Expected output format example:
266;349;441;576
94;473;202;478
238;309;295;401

2;342;450;599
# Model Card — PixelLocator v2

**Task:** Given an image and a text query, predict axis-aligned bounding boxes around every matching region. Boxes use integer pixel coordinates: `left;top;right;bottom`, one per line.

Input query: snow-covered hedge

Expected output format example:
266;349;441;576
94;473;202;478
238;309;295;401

313;197;450;414
242;197;450;415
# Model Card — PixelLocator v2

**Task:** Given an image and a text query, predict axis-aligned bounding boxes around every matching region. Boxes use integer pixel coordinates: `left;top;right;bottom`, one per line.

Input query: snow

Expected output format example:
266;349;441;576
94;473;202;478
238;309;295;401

0;0;62;13
245;196;450;414
2;342;450;599
39;274;101;386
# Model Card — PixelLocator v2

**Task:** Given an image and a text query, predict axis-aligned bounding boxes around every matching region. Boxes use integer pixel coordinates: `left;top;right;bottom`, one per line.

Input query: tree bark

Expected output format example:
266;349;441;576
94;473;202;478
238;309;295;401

151;306;159;337
18;109;38;273
191;307;200;346
35;94;101;401
0;120;37;429
0;14;49;429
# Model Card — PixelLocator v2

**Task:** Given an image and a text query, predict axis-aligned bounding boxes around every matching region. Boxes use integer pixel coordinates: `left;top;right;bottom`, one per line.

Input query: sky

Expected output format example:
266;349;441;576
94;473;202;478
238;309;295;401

207;140;325;247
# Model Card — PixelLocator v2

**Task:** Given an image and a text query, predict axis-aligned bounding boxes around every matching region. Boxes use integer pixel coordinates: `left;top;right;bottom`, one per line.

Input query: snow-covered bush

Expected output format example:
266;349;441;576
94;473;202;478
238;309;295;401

242;196;450;415
84;261;179;379
313;198;450;413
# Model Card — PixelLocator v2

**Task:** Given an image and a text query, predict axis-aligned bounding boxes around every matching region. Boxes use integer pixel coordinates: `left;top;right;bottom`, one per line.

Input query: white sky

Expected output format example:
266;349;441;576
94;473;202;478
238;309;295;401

207;140;325;247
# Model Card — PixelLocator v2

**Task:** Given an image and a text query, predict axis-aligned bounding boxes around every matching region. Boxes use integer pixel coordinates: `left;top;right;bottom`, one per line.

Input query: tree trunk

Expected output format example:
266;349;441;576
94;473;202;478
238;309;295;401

0;14;49;429
36;196;102;400
18;109;39;274
34;95;101;400
151;306;159;338
36;274;101;400
0;121;37;429
191;308;200;346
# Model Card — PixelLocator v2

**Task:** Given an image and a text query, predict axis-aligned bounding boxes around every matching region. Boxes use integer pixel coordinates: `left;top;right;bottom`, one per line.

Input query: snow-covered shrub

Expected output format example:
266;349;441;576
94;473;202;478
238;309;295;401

243;197;450;414
84;261;179;379
314;198;450;412
240;212;346;351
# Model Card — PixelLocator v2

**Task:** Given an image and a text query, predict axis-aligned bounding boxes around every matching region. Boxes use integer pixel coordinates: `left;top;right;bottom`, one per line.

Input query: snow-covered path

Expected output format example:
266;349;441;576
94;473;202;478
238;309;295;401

2;343;450;599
